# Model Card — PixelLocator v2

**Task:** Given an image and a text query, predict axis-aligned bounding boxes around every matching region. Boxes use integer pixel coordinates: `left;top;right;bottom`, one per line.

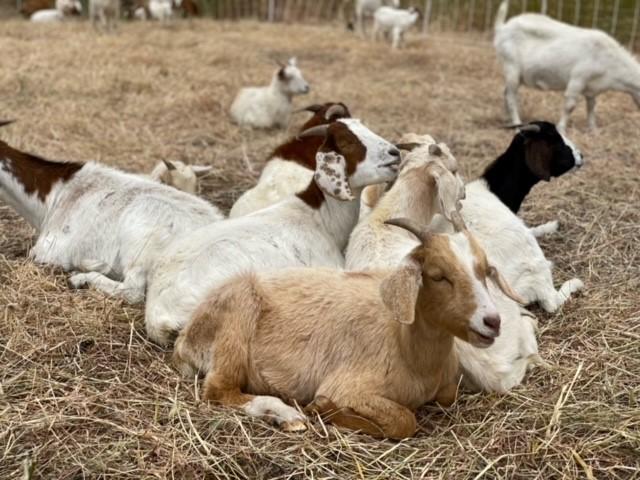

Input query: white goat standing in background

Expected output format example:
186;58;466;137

89;0;120;31
354;0;399;34
230;57;310;129
494;0;640;130
372;6;421;49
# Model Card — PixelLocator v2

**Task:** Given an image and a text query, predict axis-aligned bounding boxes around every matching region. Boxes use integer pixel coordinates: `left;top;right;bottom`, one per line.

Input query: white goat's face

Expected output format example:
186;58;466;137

278;58;310;96
300;119;399;201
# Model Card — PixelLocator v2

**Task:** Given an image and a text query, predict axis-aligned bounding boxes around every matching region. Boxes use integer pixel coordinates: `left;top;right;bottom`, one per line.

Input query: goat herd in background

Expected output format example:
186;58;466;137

2;0;639;439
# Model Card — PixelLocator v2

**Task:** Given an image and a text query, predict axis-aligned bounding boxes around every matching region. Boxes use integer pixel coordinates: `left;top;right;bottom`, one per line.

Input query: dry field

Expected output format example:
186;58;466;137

0;18;639;479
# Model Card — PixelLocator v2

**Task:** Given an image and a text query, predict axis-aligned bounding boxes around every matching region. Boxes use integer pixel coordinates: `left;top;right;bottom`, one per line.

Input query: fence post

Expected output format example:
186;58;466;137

541;0;547;15
268;0;275;21
521;0;526;13
592;0;600;28
467;0;476;30
423;0;432;33
630;0;640;50
574;0;580;24
611;0;620;34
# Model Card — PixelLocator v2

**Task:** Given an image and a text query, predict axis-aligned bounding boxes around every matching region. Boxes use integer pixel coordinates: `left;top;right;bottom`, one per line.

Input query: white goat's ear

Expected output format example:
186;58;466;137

163;160;177;171
288;56;297;66
191;165;213;176
380;259;422;325
488;266;526;305
314;151;354;201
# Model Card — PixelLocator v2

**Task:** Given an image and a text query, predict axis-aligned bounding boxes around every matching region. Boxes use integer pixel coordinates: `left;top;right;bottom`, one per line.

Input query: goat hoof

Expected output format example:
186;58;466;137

68;273;89;289
281;419;307;433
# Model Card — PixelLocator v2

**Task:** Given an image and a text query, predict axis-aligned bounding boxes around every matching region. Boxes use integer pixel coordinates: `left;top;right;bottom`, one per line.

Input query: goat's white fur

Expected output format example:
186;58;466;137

89;0;120;31
355;0;399;33
30;0;81;22
230;58;310;129
494;0;640;130
145;118;399;346
372;6;420;49
148;160;212;195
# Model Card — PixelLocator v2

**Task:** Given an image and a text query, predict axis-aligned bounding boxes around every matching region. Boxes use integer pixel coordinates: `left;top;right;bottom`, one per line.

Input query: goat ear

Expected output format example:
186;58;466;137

288;57;297;66
430;165;462;223
488;266;526;305
395;142;422;152
191;165;213;176
314;151;354;201
380;259;422;325
163;160;177;171
524;139;552;181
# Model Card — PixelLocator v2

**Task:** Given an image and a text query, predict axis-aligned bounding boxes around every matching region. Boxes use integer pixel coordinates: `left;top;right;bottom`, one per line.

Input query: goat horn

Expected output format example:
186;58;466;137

163;159;177;171
450;211;467;232
385;218;431;244
518;123;541;133
298;124;330;139
324;104;347;120
293;104;323;114
395;142;422;152
0;119;16;127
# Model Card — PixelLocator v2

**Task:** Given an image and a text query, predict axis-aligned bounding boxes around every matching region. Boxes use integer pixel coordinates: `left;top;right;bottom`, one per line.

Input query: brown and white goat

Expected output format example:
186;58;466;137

173;219;523;439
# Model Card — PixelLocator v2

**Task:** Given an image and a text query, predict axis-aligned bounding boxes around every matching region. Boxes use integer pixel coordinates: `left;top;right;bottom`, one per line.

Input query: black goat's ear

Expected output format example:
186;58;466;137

524;139;552;181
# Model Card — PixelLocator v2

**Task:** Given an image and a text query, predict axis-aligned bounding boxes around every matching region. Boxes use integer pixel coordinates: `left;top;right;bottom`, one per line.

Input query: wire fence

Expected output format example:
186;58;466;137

200;0;640;50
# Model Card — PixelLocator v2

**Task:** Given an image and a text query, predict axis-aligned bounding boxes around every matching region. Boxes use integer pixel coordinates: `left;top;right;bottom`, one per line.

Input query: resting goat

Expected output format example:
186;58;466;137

229;102;351;218
0;136;223;304
149;160;212;195
494;0;640;130
230;57;310;129
174;218;521;439
145;118;401;346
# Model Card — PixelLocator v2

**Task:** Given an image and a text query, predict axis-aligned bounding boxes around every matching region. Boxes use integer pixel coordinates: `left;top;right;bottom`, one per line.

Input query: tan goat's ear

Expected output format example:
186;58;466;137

314;151;354;201
488;266;526;305
380;260;422;325
430;165;463;224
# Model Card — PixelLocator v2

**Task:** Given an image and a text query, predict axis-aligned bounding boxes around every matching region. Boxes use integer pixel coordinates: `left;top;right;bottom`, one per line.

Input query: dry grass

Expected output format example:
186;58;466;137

0;18;639;479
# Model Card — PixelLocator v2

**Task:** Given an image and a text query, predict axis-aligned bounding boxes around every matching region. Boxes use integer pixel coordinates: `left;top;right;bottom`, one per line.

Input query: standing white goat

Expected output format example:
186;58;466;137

372;6;421;49
355;0;399;34
89;0;120;31
494;0;640;130
230;58;310;129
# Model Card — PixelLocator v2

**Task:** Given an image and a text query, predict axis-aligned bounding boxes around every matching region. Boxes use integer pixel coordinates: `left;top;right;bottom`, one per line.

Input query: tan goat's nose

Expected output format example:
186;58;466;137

483;314;501;333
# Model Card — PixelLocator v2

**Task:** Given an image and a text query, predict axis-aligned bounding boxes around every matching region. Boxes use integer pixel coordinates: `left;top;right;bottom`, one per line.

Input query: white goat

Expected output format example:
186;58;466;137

89;0;120;31
230;57;310;129
0;139;223;304
494;0;640;130
372;6;421;49
173;218;521;438
145;118;401;346
355;0;399;34
229;102;351;218
148;160;212;195
134;0;174;21
30;0;81;22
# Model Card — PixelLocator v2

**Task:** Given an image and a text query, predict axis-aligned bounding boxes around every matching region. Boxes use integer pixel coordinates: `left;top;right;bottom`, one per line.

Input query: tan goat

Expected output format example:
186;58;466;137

173;219;523;439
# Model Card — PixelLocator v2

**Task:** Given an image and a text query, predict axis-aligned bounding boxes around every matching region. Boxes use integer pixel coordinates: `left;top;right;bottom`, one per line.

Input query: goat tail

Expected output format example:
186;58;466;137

494;0;509;31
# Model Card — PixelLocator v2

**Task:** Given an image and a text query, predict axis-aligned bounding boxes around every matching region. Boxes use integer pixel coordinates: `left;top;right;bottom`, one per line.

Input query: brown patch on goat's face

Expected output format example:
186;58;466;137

270;103;351;170
465;230;491;285
296;121;366;209
0;140;83;201
413;238;477;342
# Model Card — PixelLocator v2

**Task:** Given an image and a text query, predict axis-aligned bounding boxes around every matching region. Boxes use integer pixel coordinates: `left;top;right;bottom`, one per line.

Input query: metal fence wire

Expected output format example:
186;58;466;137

201;0;640;51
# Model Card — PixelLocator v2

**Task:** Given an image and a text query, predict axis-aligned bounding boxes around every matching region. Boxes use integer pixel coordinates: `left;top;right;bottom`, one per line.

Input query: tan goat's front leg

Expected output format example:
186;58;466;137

203;369;307;432
306;394;416;439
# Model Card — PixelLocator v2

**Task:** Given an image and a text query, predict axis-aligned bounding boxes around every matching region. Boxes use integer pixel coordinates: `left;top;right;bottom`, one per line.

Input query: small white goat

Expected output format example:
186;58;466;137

30;0;81;22
372;6;421;49
134;0;174;21
89;0;120;31
149;160;212;195
355;0;399;34
229;102;351;218
0;139;223;304
145;118;401;346
174;218;520;438
230;57;310;129
494;0;640;130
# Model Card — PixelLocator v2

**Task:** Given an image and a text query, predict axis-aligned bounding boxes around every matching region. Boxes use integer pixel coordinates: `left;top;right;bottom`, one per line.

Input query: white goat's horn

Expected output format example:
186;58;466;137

163;159;176;171
518;124;542;133
385;218;431;244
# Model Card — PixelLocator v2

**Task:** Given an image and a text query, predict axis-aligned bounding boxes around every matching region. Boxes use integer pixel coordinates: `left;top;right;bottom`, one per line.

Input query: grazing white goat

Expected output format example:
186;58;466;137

134;0;174;21
149;160;212;195
145;118;401;346
229;102;351;218
30;0;81;22
355;0;399;34
230;57;310;129
494;0;640;130
0;138;223;303
372;6;421;49
89;0;120;31
174;218;521;438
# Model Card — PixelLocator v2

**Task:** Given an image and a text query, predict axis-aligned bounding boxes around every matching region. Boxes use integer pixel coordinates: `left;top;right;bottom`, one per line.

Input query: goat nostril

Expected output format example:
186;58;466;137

389;148;401;157
483;315;501;332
